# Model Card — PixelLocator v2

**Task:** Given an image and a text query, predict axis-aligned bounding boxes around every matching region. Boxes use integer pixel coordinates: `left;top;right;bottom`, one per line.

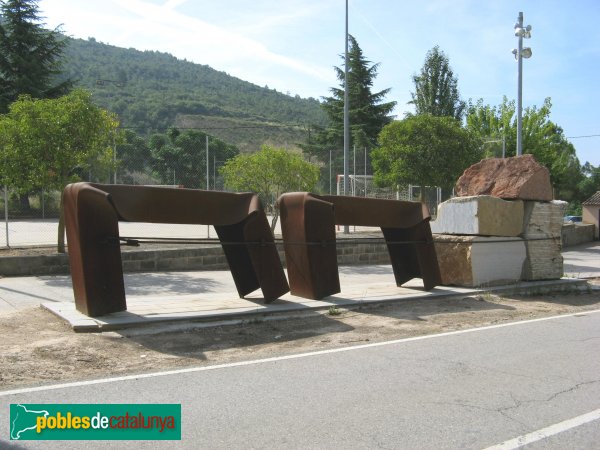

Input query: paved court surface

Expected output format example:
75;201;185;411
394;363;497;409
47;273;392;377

0;219;223;247
0;218;381;247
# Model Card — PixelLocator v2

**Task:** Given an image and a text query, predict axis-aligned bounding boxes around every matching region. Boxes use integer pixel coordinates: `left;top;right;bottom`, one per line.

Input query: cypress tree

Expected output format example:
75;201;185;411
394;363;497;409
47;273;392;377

409;46;465;120
305;35;396;172
0;0;72;113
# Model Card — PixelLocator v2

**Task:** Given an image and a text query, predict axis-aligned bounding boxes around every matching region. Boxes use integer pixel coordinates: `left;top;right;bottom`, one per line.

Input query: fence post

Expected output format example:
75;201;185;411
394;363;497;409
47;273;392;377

4;186;9;248
113;132;117;184
364;147;367;197
206;134;210;238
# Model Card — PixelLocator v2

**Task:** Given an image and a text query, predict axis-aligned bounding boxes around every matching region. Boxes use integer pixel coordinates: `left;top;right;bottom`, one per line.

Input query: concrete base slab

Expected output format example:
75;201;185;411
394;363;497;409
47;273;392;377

41;277;588;332
41;278;456;331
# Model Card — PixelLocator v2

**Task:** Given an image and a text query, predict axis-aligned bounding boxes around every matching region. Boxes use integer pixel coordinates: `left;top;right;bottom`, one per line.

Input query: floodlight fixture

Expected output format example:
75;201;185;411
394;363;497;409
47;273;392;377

514;24;532;38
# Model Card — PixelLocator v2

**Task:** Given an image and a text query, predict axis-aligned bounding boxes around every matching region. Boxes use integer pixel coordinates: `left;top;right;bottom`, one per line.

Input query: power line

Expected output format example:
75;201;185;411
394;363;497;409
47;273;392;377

119;124;309;131
567;134;600;139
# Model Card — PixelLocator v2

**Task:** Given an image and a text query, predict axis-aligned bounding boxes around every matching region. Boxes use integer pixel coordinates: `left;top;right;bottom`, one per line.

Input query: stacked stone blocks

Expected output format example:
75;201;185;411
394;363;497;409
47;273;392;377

433;155;567;287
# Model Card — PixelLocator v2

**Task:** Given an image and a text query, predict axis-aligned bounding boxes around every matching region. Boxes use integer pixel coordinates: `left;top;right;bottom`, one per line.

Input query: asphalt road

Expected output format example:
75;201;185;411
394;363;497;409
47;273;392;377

2;309;600;449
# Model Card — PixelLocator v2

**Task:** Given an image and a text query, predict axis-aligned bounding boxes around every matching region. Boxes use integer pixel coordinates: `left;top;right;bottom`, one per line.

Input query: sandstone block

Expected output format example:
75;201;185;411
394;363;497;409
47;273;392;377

520;200;566;281
521;238;563;281
455;155;553;201
522;200;567;239
434;235;526;287
431;195;524;236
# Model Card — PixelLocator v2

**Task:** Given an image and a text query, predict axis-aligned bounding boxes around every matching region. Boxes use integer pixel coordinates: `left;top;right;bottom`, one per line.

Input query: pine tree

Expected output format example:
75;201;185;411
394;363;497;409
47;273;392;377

305;35;396;173
0;0;72;113
409;46;465;120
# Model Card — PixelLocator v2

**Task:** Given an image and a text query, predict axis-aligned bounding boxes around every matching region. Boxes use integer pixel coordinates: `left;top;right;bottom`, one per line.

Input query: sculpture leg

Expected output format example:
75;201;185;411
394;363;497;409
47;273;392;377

215;212;289;302
382;223;441;291
412;222;442;291
279;193;339;300
215;220;261;299
64;184;126;317
242;211;289;302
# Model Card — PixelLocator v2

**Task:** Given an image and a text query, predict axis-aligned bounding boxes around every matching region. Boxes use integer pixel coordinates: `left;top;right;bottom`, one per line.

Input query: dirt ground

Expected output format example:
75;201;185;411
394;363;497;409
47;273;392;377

1;281;599;391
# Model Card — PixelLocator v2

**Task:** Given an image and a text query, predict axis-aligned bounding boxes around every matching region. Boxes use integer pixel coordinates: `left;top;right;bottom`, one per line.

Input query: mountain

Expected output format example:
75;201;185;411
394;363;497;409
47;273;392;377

60;37;328;152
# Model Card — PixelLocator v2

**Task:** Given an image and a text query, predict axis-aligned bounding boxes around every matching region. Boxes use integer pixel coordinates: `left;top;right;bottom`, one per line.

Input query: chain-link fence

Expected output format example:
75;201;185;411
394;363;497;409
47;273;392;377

1;126;233;248
1;187;62;247
1;130;448;248
334;175;445;217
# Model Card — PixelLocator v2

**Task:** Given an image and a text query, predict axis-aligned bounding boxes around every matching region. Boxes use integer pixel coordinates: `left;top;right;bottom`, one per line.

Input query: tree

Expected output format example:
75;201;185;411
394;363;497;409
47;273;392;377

116;129;154;185
220;145;320;231
305;35;396;174
0;0;72;113
465;97;515;157
371;115;482;199
149;128;238;189
572;163;600;214
61;37;326;140
409;46;465;120
579;163;600;198
0;89;119;251
466;97;583;199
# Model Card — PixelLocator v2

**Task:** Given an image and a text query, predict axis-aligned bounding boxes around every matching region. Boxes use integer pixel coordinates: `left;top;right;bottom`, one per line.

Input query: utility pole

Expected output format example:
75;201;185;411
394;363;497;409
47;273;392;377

206;134;210;238
343;0;350;233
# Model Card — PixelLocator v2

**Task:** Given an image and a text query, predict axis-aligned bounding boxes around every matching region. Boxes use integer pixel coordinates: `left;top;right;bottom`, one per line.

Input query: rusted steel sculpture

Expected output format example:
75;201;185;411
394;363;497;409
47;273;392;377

277;193;441;300
64;183;289;317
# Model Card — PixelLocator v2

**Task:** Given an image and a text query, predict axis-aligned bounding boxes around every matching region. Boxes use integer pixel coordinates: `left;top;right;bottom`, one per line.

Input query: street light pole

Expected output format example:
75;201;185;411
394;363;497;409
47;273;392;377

514;11;532;156
343;0;350;233
516;12;524;156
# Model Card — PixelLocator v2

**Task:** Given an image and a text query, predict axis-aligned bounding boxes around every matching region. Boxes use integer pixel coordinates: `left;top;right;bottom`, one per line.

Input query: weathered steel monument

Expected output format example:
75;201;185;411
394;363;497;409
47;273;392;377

64;183;441;318
64;183;289;316
277;193;441;300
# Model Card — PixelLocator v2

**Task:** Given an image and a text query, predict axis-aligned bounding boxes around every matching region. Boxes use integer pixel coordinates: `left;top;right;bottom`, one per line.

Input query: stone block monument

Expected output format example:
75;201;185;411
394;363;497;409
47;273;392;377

432;155;565;287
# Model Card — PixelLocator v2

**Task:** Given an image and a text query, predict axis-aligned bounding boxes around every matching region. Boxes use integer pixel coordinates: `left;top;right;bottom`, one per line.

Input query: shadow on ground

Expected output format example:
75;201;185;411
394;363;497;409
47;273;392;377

39;272;226;296
115;293;522;361
351;295;516;321
117;311;356;361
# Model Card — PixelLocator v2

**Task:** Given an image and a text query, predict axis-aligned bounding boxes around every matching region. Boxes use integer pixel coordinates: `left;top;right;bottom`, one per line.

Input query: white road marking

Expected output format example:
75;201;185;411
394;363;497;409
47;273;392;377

1;308;600;398
483;408;600;449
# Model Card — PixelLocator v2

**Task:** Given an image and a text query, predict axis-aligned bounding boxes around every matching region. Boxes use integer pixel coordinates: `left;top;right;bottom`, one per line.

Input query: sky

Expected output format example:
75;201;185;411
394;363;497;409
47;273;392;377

37;0;600;166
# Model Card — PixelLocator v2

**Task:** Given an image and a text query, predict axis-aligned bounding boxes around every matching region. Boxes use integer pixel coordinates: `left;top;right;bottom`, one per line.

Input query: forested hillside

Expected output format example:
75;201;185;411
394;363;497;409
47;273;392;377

60;37;326;151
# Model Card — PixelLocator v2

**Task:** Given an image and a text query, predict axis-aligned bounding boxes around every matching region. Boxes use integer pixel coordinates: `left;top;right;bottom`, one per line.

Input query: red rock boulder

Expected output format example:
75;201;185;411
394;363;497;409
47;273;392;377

455;155;553;201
